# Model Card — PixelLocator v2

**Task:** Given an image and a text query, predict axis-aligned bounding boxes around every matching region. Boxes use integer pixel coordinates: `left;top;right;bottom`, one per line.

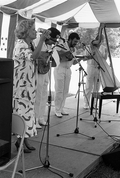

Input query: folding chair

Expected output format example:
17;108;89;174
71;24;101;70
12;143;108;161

0;113;26;178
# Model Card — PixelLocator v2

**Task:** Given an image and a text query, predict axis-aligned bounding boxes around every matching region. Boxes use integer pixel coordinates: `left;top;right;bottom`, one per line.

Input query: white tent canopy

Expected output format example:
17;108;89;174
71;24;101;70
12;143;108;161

0;0;120;28
0;0;120;59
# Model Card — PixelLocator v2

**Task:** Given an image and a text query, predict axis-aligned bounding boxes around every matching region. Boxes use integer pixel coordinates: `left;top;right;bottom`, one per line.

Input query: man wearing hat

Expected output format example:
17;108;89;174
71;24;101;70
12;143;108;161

34;27;60;128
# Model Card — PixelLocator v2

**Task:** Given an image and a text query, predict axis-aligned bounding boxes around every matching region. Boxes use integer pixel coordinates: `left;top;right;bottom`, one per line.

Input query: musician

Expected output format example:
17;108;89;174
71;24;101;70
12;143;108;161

13;19;50;153
83;24;108;109
34;27;60;128
54;32;80;118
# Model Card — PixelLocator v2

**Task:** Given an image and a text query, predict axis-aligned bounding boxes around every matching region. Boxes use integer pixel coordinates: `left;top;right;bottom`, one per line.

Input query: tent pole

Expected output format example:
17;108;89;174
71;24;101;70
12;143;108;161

0;5;18;12
103;26;116;88
60;25;67;38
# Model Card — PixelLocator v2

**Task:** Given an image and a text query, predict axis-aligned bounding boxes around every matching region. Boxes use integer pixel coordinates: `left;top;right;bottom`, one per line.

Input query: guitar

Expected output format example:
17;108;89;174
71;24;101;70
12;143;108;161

57;50;74;62
37;51;56;74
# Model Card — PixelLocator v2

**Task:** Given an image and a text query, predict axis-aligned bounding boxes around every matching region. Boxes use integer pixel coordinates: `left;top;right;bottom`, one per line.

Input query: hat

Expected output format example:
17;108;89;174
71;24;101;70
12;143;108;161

48;27;60;39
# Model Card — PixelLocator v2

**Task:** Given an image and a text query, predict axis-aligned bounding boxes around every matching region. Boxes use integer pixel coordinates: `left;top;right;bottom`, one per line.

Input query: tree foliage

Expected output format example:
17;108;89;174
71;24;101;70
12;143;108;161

66;27;120;57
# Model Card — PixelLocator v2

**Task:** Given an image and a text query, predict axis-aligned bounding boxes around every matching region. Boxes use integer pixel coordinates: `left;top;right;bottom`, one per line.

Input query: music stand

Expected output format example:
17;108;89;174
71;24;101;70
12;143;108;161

56;62;95;140
25;47;74;177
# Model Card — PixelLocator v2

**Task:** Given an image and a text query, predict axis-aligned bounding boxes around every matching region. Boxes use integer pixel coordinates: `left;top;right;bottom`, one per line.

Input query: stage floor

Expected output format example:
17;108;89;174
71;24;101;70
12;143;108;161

1;94;120;178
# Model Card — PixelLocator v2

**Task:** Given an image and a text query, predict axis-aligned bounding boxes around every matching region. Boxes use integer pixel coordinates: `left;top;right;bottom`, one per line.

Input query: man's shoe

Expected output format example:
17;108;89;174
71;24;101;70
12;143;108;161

36;118;42;129
36;122;42;129
39;118;47;126
55;113;63;118
61;111;69;115
93;107;98;110
83;106;89;110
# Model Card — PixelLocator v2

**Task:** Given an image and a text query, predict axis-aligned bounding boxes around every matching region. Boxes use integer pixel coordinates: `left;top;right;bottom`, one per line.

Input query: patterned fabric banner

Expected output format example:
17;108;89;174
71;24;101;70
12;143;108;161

0;12;17;59
0;12;3;46
7;14;17;59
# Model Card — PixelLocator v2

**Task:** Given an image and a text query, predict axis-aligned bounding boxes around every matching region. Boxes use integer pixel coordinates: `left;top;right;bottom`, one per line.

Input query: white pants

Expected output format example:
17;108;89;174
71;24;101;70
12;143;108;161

54;66;71;114
84;65;100;107
35;73;48;119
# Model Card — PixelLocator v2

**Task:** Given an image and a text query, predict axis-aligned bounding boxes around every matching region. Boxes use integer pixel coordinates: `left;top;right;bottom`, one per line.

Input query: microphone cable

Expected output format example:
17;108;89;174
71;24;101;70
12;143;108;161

38;119;64;178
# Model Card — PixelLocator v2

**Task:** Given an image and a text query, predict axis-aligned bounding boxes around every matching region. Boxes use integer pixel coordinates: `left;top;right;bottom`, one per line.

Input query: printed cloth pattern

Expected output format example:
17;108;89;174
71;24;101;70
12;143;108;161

13;39;37;137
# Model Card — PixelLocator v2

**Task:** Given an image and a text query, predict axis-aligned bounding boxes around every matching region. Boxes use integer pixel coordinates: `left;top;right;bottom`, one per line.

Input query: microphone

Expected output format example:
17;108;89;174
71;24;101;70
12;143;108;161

82;68;87;76
79;63;87;76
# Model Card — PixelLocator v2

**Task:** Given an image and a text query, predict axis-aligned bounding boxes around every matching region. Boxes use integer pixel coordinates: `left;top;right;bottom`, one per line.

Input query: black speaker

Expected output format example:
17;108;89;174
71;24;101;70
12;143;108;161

0;58;13;165
102;147;120;171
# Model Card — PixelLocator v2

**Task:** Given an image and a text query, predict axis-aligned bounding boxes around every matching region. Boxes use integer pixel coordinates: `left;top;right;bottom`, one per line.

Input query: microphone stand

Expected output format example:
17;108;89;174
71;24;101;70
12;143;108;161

25;46;74;177
80;44;105;127
57;61;95;140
